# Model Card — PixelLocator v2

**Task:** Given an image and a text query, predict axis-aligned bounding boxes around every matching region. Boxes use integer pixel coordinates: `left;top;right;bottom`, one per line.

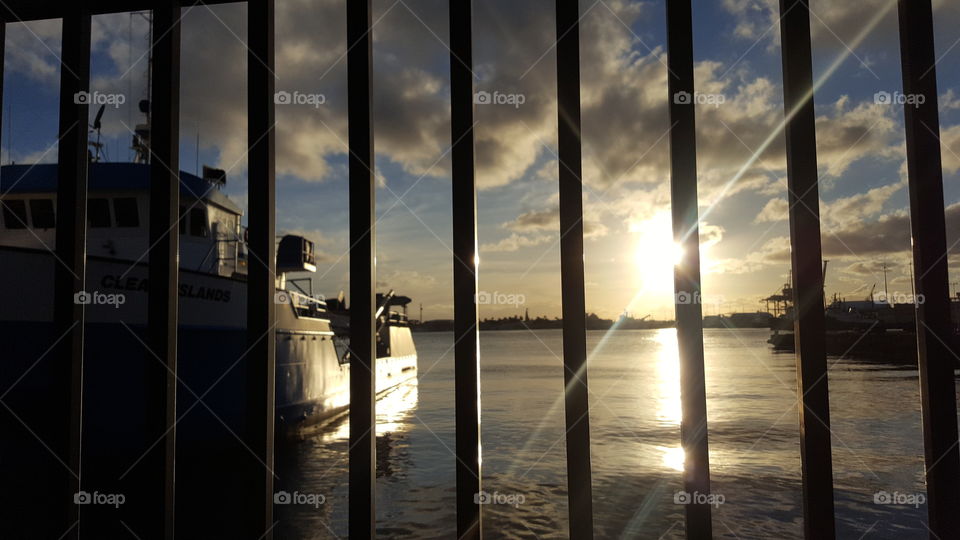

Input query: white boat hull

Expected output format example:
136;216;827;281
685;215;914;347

0;246;417;444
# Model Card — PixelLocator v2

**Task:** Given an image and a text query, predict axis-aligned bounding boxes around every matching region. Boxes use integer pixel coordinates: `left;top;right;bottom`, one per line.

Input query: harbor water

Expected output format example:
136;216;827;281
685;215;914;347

275;328;940;539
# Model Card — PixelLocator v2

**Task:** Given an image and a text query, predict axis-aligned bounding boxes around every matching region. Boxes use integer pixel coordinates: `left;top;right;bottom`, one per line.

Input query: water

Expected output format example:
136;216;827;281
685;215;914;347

275;328;938;539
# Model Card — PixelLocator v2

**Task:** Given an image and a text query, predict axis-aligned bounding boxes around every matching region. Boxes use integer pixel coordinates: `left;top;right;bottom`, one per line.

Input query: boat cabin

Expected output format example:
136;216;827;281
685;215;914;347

0;162;247;278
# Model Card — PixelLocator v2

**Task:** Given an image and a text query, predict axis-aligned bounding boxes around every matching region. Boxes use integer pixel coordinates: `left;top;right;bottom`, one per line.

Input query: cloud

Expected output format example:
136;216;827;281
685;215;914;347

700;223;726;247
481;232;552;253
940;123;960;175
377;269;438;290
757;202;960;261
843;260;902;276
6;19;63;85
502;205;609;239
755;197;788;223
718;199;960;275
820;209;911;257
4;0;906;210
714;234;792;274
507;208;558;232
722;0;956;54
820;181;904;227
815;98;900;179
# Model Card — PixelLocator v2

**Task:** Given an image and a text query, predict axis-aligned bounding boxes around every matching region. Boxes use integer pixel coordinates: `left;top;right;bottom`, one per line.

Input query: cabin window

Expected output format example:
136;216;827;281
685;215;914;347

113;197;139;227
88;198;111;228
189;207;208;237
2;199;27;229
30;199;55;229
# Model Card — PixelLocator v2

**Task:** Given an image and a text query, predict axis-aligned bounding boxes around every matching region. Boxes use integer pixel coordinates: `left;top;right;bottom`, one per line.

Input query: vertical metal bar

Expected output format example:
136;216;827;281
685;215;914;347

146;3;180;538
246;0;276;537
554;1;594;538
777;1;836;537
347;0;376;537
896;1;960;536
665;2;713;538
0;23;4;166
449;1;481;538
53;8;91;540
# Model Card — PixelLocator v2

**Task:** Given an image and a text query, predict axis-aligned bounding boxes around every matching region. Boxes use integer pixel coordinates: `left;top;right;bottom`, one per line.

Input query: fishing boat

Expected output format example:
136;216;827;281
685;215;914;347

0;111;416;444
761;281;956;362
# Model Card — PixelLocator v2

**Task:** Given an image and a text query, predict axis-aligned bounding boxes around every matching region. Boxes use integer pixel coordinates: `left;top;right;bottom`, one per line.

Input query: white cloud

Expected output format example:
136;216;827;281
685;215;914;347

755;197;788;223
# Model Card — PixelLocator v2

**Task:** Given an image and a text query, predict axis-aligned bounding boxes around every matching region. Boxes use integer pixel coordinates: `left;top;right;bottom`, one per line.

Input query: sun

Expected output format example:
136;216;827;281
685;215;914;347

631;211;694;295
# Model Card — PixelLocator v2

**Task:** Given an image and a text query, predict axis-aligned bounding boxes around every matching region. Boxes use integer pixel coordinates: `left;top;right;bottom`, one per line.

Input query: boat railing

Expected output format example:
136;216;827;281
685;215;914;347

282;289;328;319
195;229;246;275
385;309;409;326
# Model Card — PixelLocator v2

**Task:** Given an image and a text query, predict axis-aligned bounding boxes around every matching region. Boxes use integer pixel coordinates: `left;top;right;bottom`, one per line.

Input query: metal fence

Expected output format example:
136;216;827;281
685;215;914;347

0;0;956;538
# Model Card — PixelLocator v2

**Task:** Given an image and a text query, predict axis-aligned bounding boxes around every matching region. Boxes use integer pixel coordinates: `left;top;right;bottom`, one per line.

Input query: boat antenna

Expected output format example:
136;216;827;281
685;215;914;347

5;104;10;164
130;11;153;164
142;11;152;126
88;104;106;162
821;259;829;306
128;13;133;161
196;123;200;175
881;262;889;303
909;259;917;305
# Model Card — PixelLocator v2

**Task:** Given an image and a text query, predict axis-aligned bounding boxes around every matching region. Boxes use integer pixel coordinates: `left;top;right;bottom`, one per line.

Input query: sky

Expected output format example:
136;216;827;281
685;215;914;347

3;0;960;321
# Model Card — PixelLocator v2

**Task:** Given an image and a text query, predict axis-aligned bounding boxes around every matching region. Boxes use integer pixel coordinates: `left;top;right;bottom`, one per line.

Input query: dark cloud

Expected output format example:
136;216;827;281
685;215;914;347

503;205;608;239
815;203;960;258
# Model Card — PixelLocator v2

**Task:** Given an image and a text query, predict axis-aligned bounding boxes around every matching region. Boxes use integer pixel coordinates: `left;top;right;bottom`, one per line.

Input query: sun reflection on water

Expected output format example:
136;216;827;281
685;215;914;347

653;329;685;473
660;445;686;472
311;378;419;442
653;329;681;427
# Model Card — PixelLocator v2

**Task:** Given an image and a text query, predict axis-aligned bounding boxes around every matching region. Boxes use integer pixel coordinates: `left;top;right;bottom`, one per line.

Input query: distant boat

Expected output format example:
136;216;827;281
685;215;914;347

762;283;960;361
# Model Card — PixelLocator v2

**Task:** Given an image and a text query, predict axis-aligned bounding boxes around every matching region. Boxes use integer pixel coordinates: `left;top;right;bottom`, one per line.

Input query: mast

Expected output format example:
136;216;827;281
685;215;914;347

882;262;889;303
131;11;152;163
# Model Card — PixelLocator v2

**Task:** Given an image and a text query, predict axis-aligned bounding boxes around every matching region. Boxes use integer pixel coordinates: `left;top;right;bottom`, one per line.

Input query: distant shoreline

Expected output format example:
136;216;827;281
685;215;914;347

411;317;676;332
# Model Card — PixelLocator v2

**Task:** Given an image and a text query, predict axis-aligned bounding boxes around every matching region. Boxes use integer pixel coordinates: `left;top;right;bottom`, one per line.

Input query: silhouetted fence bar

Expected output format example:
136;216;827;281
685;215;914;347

554;1;595;538
245;0;277;537
449;1;482;538
53;9;92;540
347;0;377;537
145;3;180;537
896;1;960;536
665;1;713;538
777;1;836;537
